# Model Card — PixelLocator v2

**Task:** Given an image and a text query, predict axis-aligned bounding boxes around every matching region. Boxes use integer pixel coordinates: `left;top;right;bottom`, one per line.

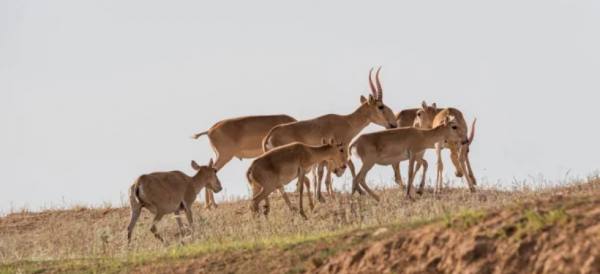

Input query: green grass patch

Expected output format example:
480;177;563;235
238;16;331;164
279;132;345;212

511;207;570;240
443;208;486;229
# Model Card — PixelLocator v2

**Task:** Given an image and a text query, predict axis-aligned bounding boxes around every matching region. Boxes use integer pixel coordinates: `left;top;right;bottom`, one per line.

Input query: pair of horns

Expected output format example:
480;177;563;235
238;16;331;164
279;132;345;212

368;67;383;100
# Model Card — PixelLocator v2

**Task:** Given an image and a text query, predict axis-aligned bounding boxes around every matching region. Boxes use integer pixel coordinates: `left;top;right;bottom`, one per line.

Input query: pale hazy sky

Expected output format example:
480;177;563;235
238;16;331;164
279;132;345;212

1;1;599;211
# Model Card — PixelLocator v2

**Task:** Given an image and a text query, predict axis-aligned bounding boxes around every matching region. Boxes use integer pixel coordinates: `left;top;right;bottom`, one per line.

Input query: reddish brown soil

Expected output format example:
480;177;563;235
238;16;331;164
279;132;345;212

316;193;600;274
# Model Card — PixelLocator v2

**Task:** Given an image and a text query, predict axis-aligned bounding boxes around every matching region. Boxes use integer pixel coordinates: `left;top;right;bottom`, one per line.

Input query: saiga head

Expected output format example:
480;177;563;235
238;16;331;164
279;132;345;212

359;67;398;129
191;158;223;193
321;137;348;174
413;101;438;129
439;115;469;145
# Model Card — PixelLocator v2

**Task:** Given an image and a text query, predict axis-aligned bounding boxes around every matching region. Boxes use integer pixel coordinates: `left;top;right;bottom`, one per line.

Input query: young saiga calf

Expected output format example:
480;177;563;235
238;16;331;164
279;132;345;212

126;159;222;243
247;138;348;220
350;115;469;201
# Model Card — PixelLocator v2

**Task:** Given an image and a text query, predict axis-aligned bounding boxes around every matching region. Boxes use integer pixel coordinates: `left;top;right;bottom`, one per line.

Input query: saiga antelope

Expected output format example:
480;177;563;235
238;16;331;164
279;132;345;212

412;104;477;194
392;102;476;193
191;115;297;209
247;138;348;219
350;115;469;201
391;102;438;188
262;67;398;202
126;159;222;243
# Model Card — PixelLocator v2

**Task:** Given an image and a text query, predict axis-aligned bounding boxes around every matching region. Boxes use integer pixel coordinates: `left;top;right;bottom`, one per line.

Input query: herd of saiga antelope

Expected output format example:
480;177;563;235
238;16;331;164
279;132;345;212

126;67;477;243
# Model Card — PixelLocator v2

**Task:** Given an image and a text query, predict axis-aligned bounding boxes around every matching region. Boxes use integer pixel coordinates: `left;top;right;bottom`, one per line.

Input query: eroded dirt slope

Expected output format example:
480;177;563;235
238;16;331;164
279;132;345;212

317;193;600;274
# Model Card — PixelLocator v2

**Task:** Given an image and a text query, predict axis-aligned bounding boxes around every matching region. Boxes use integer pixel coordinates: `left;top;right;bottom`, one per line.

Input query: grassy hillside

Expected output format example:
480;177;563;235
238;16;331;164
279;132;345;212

1;176;598;273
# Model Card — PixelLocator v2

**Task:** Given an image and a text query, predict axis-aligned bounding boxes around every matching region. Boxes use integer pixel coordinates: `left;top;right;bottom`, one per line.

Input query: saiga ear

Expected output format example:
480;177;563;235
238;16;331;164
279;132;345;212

207;158;214;169
432;103;437;110
328;137;335;145
191;160;201;171
360;95;367;104
368;94;375;104
321;137;328;145
422;101;427;109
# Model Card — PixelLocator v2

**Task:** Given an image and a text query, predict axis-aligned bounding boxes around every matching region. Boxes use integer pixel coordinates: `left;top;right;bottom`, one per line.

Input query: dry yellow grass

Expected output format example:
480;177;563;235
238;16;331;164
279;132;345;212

1;174;598;272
